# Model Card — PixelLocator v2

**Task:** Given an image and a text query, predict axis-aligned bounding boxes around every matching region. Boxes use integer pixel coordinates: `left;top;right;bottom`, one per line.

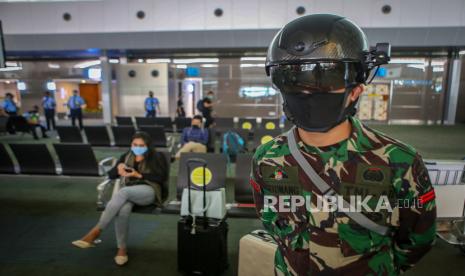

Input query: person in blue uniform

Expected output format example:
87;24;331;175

3;93;19;134
3;92;18;115
42;91;56;131
144;91;160;118
67;90;86;129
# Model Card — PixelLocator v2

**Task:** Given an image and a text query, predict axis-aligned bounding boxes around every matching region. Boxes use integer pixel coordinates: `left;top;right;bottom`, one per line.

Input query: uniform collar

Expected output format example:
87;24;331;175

292;116;379;155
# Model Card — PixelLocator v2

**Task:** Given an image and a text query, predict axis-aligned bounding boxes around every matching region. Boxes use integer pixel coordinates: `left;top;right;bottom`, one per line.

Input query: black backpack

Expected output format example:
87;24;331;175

196;99;204;113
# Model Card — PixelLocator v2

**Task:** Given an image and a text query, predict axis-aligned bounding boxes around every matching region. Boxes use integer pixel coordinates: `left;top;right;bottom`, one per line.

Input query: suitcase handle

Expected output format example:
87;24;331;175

186;158;208;228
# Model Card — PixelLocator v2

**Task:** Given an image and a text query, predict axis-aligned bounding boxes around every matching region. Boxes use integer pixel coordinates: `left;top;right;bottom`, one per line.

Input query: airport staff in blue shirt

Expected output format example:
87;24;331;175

67;90;86;129
42;91;56;131
145;91;160;118
3;92;19;134
175;115;209;159
3;92;18;116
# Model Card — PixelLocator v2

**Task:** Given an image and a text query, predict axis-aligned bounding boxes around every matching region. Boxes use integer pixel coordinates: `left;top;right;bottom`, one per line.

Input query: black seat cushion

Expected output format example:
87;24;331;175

139;126;167;147
135;117;157;127
111;126;135;147
9;116;32;133
175;117;192;132
153;117;173;132
53;143;99;176
56;126;83;143
0;144;15;174
116;116;133;126
10;144;56;175
84;126;111;146
235;154;254;203
176;153;227;200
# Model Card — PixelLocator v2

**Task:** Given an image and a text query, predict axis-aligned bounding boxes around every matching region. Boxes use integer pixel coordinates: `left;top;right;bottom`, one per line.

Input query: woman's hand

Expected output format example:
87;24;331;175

125;169;142;179
117;163;127;176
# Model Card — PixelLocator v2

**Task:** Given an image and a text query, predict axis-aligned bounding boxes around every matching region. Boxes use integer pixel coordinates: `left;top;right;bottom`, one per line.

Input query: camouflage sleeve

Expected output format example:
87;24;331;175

393;154;437;273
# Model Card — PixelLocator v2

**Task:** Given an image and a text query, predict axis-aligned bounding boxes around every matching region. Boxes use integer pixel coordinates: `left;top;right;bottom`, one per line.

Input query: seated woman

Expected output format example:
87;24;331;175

72;131;168;266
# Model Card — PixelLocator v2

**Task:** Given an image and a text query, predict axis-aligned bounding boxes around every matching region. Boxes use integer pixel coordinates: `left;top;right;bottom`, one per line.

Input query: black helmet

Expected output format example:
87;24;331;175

267;14;367;71
266;14;390;132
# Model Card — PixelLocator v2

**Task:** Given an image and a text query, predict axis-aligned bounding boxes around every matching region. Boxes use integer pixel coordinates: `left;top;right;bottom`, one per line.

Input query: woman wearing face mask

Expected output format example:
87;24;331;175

72;131;168;266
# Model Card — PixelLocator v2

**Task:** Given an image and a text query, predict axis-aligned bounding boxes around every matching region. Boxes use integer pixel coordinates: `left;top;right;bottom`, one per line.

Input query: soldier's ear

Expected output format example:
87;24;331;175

349;85;364;102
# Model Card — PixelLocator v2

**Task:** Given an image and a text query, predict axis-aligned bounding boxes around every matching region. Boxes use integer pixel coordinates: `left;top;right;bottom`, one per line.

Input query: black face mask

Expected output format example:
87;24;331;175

270;62;362;132
192;125;200;129
282;90;357;132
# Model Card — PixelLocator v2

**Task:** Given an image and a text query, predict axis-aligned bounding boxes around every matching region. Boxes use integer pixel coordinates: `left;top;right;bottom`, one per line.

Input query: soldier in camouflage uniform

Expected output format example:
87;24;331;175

251;14;436;275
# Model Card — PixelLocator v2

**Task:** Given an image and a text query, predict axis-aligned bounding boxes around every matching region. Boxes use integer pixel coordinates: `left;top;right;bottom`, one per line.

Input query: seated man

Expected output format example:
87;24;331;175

23;105;48;140
175;115;209;159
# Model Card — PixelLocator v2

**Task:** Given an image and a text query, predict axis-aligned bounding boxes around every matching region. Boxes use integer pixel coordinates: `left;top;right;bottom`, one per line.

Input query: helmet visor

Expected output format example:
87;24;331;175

270;62;361;94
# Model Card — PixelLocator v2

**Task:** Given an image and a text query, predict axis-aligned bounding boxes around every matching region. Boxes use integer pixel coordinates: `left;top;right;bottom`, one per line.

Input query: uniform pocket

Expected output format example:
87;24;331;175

337;222;391;258
337;223;374;257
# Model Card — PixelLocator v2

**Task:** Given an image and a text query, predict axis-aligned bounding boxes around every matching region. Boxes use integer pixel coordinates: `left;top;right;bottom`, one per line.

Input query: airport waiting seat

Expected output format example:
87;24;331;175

139;126;167;148
9;144;56;175
206;128;216;153
135;117;157;128
259;119;280;130
53;143;102;176
56;126;83;143
238;118;257;131
8;116;34;136
175;117;192;132
250;129;282;150
176;153;227;199
84;126;111;147
234;154;254;203
153;117;174;132
116;116;133;126
0;116;8;134
228;153;257;218
163;153;227;214
0;144;15;174
111;126;135;147
214;117;234;132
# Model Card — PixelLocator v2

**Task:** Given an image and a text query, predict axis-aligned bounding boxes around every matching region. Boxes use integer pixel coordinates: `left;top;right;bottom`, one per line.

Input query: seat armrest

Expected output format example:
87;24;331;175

98;157;117;176
97;178;113;210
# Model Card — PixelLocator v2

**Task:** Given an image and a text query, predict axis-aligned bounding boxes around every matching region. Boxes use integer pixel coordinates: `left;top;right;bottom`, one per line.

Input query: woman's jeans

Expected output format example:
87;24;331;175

97;185;155;249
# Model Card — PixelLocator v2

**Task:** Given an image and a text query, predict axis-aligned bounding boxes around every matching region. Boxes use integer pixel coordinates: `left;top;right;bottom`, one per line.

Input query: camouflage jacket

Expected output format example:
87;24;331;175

250;116;436;276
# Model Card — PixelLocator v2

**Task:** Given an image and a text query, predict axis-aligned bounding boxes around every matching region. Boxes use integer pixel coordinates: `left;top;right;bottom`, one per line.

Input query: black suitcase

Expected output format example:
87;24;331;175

177;158;228;275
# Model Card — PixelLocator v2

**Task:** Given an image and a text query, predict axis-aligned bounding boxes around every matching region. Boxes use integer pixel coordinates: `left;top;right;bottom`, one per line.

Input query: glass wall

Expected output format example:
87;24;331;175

0;51;452;125
0;60;102;118
377;57;447;124
172;54;449;124
174;57;281;118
